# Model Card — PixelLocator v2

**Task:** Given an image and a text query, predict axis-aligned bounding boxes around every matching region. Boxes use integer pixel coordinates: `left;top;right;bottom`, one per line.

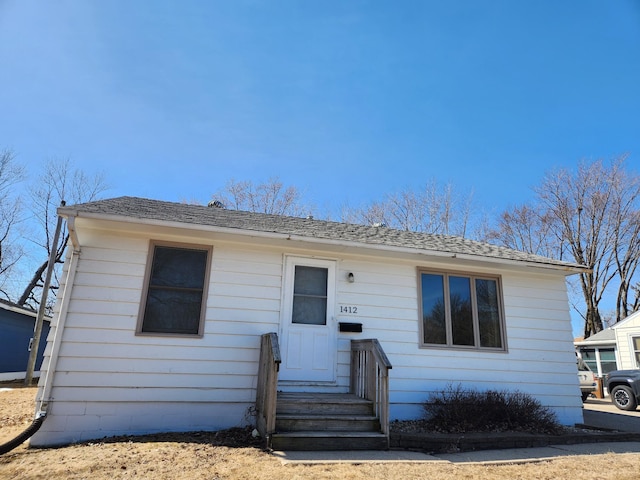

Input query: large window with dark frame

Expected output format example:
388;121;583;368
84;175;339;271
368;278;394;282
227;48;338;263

419;270;505;350
138;242;211;336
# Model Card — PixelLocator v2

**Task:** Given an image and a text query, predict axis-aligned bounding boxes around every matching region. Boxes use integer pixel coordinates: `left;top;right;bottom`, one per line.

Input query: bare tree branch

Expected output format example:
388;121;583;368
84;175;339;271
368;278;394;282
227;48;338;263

0;149;25;295
211;177;313;218
17;158;108;311
341;180;476;237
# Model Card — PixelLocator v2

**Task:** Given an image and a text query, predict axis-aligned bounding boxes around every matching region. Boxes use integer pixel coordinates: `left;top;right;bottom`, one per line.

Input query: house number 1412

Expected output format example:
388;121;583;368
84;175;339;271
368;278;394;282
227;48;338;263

340;306;358;314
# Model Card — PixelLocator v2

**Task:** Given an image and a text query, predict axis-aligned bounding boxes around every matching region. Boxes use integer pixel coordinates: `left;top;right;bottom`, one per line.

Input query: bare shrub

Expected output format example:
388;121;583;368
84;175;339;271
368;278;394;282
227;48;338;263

422;384;563;434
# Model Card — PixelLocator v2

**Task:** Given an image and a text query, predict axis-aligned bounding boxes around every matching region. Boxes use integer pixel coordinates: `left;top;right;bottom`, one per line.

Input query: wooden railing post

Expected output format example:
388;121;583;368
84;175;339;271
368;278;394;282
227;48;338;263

255;332;281;446
350;339;392;439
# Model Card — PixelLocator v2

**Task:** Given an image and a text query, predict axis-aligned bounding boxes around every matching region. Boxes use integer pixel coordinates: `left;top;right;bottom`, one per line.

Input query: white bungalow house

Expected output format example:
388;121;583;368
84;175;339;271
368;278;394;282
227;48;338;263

576;310;640;378
31;197;587;448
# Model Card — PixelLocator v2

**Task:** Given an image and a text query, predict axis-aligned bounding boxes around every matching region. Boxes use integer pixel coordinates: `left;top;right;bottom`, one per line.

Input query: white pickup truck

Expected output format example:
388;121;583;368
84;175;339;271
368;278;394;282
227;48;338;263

577;356;596;402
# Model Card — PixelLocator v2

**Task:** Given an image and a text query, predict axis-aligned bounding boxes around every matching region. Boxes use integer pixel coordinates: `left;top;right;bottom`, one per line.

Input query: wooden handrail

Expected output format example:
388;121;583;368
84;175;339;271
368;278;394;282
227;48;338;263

255;332;281;444
350;339;392;438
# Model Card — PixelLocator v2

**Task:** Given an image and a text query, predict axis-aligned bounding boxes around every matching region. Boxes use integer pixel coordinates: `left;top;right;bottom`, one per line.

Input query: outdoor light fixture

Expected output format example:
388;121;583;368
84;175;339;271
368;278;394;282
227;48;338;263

347;272;355;283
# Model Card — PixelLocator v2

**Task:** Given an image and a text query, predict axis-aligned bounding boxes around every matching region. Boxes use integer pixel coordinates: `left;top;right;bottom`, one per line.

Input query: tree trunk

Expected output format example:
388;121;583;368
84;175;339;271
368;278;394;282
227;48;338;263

583;307;603;338
17;259;48;308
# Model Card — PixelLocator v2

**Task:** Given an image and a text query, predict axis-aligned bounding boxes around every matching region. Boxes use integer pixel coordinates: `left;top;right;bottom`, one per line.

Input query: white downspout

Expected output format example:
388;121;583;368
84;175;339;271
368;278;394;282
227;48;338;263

36;216;81;417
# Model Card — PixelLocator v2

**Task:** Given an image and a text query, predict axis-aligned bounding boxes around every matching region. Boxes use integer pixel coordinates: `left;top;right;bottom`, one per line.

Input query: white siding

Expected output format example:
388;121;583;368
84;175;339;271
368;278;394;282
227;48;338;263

32;226;583;446
333;262;581;423
614;311;640;370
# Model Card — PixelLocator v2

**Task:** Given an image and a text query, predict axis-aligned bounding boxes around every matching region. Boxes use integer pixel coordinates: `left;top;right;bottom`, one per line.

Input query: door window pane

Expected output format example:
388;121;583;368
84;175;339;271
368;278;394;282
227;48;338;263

294;266;327;296
292;297;327;325
421;274;446;344
292;266;328;325
476;279;502;348
449;276;474;346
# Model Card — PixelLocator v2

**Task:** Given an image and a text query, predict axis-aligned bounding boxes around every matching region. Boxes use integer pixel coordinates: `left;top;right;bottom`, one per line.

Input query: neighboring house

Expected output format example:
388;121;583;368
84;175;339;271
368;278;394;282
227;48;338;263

575;329;618;378
0;300;50;382
612;310;640;370
575;310;640;378
31;197;587;447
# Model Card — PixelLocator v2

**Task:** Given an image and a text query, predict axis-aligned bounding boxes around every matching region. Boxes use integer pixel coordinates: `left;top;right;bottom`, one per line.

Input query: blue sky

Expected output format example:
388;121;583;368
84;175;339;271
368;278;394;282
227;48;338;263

2;1;638;214
1;1;639;332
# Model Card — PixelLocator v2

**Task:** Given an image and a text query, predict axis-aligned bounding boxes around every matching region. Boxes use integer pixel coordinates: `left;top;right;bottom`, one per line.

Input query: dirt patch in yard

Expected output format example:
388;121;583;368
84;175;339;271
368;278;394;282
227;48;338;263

2;385;640;479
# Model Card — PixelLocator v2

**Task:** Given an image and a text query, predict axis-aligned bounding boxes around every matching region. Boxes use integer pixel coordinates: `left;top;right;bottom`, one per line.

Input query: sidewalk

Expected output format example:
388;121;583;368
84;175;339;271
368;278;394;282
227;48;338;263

273;441;640;465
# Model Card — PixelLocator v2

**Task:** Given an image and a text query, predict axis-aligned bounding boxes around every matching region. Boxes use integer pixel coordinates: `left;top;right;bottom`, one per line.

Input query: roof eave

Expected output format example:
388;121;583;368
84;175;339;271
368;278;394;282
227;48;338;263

59;207;587;275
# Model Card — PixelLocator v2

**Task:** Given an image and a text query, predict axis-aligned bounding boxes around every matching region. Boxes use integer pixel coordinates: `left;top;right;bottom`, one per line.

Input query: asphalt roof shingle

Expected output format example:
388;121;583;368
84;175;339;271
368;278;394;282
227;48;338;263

60;196;585;272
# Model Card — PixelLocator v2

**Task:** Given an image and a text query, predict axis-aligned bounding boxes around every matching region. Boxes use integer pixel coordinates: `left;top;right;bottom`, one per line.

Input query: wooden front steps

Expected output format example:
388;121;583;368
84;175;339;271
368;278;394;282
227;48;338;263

270;392;389;451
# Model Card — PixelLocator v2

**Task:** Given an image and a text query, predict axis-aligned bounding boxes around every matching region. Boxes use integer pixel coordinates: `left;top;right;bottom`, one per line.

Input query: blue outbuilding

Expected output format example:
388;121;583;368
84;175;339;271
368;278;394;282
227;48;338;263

0;300;50;382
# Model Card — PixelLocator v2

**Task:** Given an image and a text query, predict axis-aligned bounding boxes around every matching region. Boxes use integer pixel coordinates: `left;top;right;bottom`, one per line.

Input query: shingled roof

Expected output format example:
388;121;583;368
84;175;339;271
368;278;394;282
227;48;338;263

60;196;585;272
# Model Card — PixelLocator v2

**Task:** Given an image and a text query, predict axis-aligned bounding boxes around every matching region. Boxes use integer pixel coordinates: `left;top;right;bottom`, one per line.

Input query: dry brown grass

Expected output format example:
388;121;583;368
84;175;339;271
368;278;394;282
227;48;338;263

2;385;640;479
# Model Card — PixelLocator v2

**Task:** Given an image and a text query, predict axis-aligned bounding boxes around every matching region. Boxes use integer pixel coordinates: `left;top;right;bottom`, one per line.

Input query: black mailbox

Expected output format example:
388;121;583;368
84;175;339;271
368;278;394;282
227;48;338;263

339;322;362;333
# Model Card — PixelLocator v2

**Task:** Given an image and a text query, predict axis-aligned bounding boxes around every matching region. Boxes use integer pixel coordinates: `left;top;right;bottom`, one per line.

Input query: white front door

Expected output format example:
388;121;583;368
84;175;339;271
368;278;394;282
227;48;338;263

279;256;336;383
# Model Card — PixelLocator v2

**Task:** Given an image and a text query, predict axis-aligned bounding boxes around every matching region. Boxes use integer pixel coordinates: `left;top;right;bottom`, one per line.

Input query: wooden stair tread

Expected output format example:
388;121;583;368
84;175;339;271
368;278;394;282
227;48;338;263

276;414;378;420
277;393;371;402
272;431;386;438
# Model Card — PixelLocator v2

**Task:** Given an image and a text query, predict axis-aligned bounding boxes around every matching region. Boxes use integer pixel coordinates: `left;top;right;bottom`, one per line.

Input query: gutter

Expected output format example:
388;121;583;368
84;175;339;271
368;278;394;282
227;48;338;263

36;239;81;418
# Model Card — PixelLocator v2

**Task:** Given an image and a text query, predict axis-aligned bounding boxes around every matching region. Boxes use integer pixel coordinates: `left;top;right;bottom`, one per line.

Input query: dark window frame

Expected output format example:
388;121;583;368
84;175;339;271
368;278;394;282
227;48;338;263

136;241;212;337
418;268;507;352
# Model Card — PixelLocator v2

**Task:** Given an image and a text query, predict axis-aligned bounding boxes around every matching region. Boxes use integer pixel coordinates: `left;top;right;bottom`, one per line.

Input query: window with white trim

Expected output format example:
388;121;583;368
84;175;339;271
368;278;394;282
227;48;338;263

633;336;640;369
138;242;211;336
419;270;505;350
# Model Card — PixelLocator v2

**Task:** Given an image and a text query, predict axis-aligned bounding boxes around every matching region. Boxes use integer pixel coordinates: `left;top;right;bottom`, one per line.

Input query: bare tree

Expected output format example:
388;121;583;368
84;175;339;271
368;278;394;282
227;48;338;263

342;180;474;237
485;204;561;259
0;149;25;299
491;157;640;338
17;158;108;311
211;177;313;217
540;158;640;336
611;180;640;320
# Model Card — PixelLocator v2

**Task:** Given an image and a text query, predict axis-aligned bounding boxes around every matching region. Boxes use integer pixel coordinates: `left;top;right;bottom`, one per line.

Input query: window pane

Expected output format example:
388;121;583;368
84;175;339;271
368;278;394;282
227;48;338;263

476;279;502;348
421;274;446;344
150;247;207;289
294;266;327;296
580;349;598;372
599;348;616;361
449;276;474;346
600;348;618;374
292;296;327;325
292;266;328;325
142;288;203;334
